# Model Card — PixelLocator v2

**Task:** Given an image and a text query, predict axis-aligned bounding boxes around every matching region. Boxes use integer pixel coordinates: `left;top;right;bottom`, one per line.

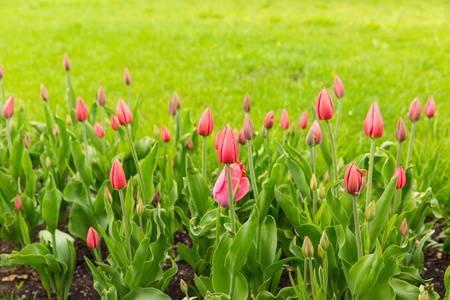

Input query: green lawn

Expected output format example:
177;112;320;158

1;0;449;205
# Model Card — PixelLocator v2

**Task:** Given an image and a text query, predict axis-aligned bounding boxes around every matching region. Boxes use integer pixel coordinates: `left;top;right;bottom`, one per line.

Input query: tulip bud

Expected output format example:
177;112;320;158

124;67;132;85
216;126;239;164
320;231;330;251
116;98;132;125
306;127;315;146
53;124;60;137
243;93;251;112
233;127;239;141
214;130;223;149
264;111;275;129
180;279;188;295
153;124;160;139
40;84;49;101
311;120;322;145
395;117;407;143
338;157;345;170
316;87;334;120
299;110;308;129
95;122;105;138
186;137;193;150
75;96;88;122
153;189;162;204
63;53;71;71
111;115;120;131
243;113;254;140
393;166;406;189
318;245;325;259
87;227;99;249
302;236;314;258
310;173;317;190
137;197;144;217
399;218;408;236
3;95;14;119
173;91;181;109
0;63;4;78
365;200;375;222
169;98;176;116
344;163;367;195
280;109;289;129
15;194;23;211
408;97;421;122
239;129;247;145
23;132;31;148
425;96;436;118
98;86;106;106
420;291;428;300
324;171;329;183
66;114;72;126
364;102;383;138
110;159;127;190
18;99;25;112
104;186;112;205
45;157;52;168
334;75;344;98
318;183;325;199
161;125;171;142
289;123;296;137
197;108;214;136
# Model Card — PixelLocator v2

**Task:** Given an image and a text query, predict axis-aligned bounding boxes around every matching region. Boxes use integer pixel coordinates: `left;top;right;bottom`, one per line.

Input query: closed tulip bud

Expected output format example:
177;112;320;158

214;130;223;149
97;86;106;106
365;200;375;222
306;127;315;146
137;197;144;217
216;126;239;164
53;124;60;137
153;189;162;204
233;127;239;141
15;195;23;211
161;125;171;142
243;93;251;112
311;120;322;144
420;291;428;300
45;157;52;168
180;279;188;295
302;236;314;258
63;53;71;71
173;91;181;109
153;124;160;139
338;157;345;170
310;173;317;190
0;63;4;78
239;129;247;145
334;75;344;98
66;114;72;126
344;163;367;195
186;137;193;150
400;218;408;236
40;84;49;101
110;159;127;190
393;166;406;189
264;111;275;129
324;171;330;183
364;102;383;138
289;123;296;137
280;109;290;129
318;183;325;199
169;98;176;116
110;115;120;131
87;227;99;249
19;99;25;112
318;245;325;259
243;113;254;140
408;97;421;122
123;67;132;85
320;231;330;250
425;96;436;118
116;98;132;125
197;108;214;136
299;110;308;129
395;117;407;143
316;87;334;120
23;132;31;148
104;187;112;205
95;122;105;138
75;97;88;122
3;95;14;119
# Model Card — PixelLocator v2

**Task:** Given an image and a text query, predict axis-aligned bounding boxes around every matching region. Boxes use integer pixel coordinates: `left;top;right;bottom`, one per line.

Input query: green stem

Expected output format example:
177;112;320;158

267;130;271;172
334;98;342;143
139;216;144;241
309;258;315;300
282;130;286;146
84;184;94;212
119;190;132;259
0;78;5;104
93;247;102;262
247;140;259;199
127;85;132;109
5;119;12;153
406;122;416;169
101;106;105;131
215;206;221;246
177;111;183;138
66;71;76;132
312;190;317;220
81;122;89;165
392;189;399;218
323;253;327;300
297;129;304;151
52;231;58;259
325;120;338;183
309;146;315;173
125;125;147;202
226;164;236;234
396;142;402;169
353;195;363;260
365;139;376;208
202;136;207;179
425;118;430;162
115;130;119;147
304;258;308;291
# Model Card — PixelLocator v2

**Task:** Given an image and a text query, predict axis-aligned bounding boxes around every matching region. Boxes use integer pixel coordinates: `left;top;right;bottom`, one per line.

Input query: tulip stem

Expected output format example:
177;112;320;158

425;118;431;161
139;216;143;241
312;190;317;220
392;189;400;219
325;120;338;183
226;164;236;234
127;85;132;110
81;122;89;165
202;136;207;179
309;146;315;173
303;258;308;291
101;106;105;132
66;71;76;132
297;129;304;151
119;190;132;260
125;125;147;203
365;139;375;208
406;122;416;169
5;119;12;153
309;258;315;300
215;206;220;246
247;140;259;199
52;231;58;259
352;195;363;260
323;253;328;300
115;131;119;148
282;130;287;146
0;78;5;104
177;111;183;138
266;130;271;172
334;98;342;143
396;142;402;169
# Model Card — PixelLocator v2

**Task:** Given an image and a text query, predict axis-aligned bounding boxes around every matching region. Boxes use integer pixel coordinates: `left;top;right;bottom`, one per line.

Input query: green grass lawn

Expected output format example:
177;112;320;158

1;0;449;206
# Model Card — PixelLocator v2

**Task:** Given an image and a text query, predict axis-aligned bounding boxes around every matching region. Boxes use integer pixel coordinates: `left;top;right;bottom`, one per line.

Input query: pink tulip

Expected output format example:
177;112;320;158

186;137;193;150
344;163;367;195
95;122;105;138
393;166;406;189
316;87;334;120
213;162;250;208
425;96;436;118
124;67;132;85
243;113;254;140
110;159;127;190
116;98;132;125
173;91;181;109
161;125;171;142
395;117;407;143
243;93;251;112
197;108;214;136
239;129;247;145
0;63;4;78
408;97;421;122
87;227;99;249
264;111;274;129
334;75;344;98
40;84;49;101
75;97;88;122
280;109;289;129
110;115;120;131
3;95;14;119
216;126;239;164
364;102;383;138
63;53;71;71
214;130;223;149
15;194;22;211
98;86;106;106
169;98;176;116
299;110;308;129
400;218;408;236
311;120;322;144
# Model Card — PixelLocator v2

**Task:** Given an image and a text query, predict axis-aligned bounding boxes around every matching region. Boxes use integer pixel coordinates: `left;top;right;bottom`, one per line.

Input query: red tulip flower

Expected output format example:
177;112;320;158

280;109;289;129
87;227;99;249
40;84;49;101
344;163;367;195
197;108;214;136
243;113;254;140
214;130;223;149
95;122;105;138
334;75;344;98
110;115;120;131
425;96;436;118
213;162;250;208
75;97;88;122
393;166;406;189
63;53;71;71
3;95;14;119
264;111;275;129
116;98;132;125
186;137;193;150
110;159;127;190
216;126;238;164
124;67;132;85
299;110;308;129
98;86;106;106
161;125;171;142
316;87;334;120
364;102;383;138
239;129;247;145
15;194;22;211
408;97;421;122
311;120;322;144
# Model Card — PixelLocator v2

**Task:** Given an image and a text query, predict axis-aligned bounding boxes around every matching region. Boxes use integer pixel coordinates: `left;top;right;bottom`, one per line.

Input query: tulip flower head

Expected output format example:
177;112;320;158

243;113;254;140
161;125;171;142
302;236;314;258
23;132;31;148
40;84;49;101
400;218;408;236
425;96;436;118
334;75;344;98
395;117;407;143
173;91;181;109
15;194;22;211
239;129;247;145
63;53;71;71
344;163;367;195
169;98;176;116
316;87;334;120
0;63;4;78
307;120;322;145
365;200;376;222
123;67;132;85
53;124;60;137
116;98;132;125
213;162;250;207
320;231;330;250
393;166;406;189
299;110;308;129
104;186;113;205
110;159;127;190
110;115;120;131
280;109;290;129
136;198;144;217
233;127;239;142
98;86;106;106
153;189;162;204
75;97;88;122
364;102;383;138
197;108;214;136
87;227;99;249
408;97;421;122
3;95;14;119
216;126;239;164
214;130;223;150
264;111;275;129
243;93;251;112
186;137;193;150
95;122;105;138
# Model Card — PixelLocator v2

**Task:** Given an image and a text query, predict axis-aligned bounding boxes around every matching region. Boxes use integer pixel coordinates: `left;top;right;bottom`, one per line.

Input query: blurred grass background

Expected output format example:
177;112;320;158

1;0;449;207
